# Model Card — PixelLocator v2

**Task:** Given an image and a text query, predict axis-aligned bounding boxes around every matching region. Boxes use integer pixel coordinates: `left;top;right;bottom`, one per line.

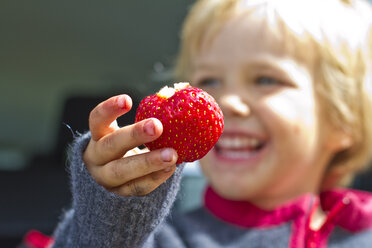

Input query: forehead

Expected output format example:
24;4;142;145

193;7;316;71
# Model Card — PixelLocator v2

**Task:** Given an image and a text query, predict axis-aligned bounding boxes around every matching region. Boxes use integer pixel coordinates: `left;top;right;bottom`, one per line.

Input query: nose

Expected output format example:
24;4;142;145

220;94;250;117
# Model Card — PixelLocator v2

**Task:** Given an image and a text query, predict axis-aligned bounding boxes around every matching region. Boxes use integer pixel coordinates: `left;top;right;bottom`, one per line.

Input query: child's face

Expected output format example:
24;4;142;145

191;14;345;208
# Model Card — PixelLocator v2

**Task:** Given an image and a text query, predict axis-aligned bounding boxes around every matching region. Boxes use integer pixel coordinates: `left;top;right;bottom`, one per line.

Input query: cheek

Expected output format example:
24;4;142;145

261;92;322;165
262;91;318;133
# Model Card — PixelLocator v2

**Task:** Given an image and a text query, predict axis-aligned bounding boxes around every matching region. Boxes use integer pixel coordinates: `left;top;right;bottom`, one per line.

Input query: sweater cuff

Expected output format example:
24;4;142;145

63;132;184;247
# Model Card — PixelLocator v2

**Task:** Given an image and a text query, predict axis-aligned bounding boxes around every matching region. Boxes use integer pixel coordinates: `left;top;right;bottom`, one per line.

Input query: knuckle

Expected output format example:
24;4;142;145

150;171;161;181
89;106;100;124
110;161;125;181
88;166;107;188
88;112;95;130
144;152;157;168
140;151;166;172
99;135;116;152
129;180;147;196
131;123;142;140
83;141;96;166
94;174;108;188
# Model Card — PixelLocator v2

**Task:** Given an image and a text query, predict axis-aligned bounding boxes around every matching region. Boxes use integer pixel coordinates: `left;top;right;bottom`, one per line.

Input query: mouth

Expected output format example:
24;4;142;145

214;132;267;162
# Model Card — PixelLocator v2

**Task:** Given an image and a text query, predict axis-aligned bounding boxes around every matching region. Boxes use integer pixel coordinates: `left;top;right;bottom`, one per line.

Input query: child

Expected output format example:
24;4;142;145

47;0;372;247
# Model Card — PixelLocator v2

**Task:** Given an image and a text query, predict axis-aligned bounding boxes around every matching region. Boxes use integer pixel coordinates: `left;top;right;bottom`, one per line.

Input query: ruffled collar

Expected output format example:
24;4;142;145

204;186;314;228
204;186;372;231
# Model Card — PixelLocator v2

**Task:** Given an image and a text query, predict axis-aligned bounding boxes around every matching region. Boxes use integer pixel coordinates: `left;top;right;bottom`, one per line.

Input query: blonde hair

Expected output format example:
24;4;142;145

175;0;372;187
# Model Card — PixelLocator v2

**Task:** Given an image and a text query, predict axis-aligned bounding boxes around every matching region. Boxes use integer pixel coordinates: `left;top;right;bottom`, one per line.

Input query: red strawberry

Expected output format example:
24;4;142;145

135;82;224;164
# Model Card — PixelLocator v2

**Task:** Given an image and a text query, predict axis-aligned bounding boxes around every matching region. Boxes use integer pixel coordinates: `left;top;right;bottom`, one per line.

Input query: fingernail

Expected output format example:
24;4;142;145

117;95;127;109
161;149;174;162
143;120;155;136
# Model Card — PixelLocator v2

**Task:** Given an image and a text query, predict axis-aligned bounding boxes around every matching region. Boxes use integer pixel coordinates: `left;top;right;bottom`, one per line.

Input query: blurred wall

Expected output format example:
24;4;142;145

0;0;191;166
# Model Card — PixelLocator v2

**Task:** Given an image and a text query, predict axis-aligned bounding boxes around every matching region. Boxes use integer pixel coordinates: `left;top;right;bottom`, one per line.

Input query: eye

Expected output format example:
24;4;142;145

197;78;221;88
256;76;281;86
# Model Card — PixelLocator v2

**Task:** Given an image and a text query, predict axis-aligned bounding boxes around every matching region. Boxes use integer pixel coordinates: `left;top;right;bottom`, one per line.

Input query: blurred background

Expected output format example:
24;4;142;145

0;0;204;246
0;0;190;170
1;0;372;247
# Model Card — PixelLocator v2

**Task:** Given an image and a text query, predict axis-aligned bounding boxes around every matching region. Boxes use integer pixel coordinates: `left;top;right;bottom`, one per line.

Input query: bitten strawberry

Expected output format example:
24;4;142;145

135;82;224;164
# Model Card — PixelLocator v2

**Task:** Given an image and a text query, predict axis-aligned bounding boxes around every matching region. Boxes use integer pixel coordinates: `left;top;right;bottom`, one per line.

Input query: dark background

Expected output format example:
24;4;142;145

0;1;192;246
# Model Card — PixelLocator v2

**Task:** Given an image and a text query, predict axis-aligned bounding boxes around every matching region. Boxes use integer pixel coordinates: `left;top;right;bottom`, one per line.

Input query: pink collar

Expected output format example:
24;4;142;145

320;188;372;232
204;186;315;228
204;186;372;231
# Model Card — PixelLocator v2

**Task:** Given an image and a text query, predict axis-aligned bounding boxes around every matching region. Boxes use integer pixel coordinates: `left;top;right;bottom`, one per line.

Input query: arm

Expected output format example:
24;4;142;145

51;95;183;248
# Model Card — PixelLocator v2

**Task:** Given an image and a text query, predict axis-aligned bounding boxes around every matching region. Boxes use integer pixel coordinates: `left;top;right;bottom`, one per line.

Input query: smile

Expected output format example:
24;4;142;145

214;132;267;162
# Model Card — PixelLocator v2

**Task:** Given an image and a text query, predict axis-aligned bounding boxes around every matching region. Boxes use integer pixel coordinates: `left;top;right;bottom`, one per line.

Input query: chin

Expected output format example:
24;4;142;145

207;176;260;201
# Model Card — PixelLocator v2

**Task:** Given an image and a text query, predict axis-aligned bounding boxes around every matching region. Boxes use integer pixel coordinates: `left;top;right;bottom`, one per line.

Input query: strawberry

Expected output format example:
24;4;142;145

135;82;224;164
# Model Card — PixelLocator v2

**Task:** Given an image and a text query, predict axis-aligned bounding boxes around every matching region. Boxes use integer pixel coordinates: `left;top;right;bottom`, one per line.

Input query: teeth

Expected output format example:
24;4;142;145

217;136;261;149
219;150;256;160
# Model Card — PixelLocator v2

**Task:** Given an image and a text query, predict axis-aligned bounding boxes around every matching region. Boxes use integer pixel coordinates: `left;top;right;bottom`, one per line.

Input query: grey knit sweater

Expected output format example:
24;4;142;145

51;133;372;248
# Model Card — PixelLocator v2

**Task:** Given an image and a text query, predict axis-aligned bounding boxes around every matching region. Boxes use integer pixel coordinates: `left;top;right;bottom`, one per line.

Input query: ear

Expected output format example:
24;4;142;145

325;129;353;152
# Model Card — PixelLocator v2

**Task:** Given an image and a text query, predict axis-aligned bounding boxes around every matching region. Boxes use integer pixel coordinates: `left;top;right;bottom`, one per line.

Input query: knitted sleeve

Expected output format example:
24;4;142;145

51;132;184;248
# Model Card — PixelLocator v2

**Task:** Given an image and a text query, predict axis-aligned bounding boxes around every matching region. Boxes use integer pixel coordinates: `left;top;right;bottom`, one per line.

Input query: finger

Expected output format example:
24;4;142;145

88;118;163;165
111;165;177;196
86;146;144;167
91;148;178;188
124;147;147;157
89;94;133;141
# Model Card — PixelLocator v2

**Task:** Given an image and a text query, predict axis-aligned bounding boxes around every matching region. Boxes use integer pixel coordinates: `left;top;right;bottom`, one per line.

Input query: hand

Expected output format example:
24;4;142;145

83;94;178;196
